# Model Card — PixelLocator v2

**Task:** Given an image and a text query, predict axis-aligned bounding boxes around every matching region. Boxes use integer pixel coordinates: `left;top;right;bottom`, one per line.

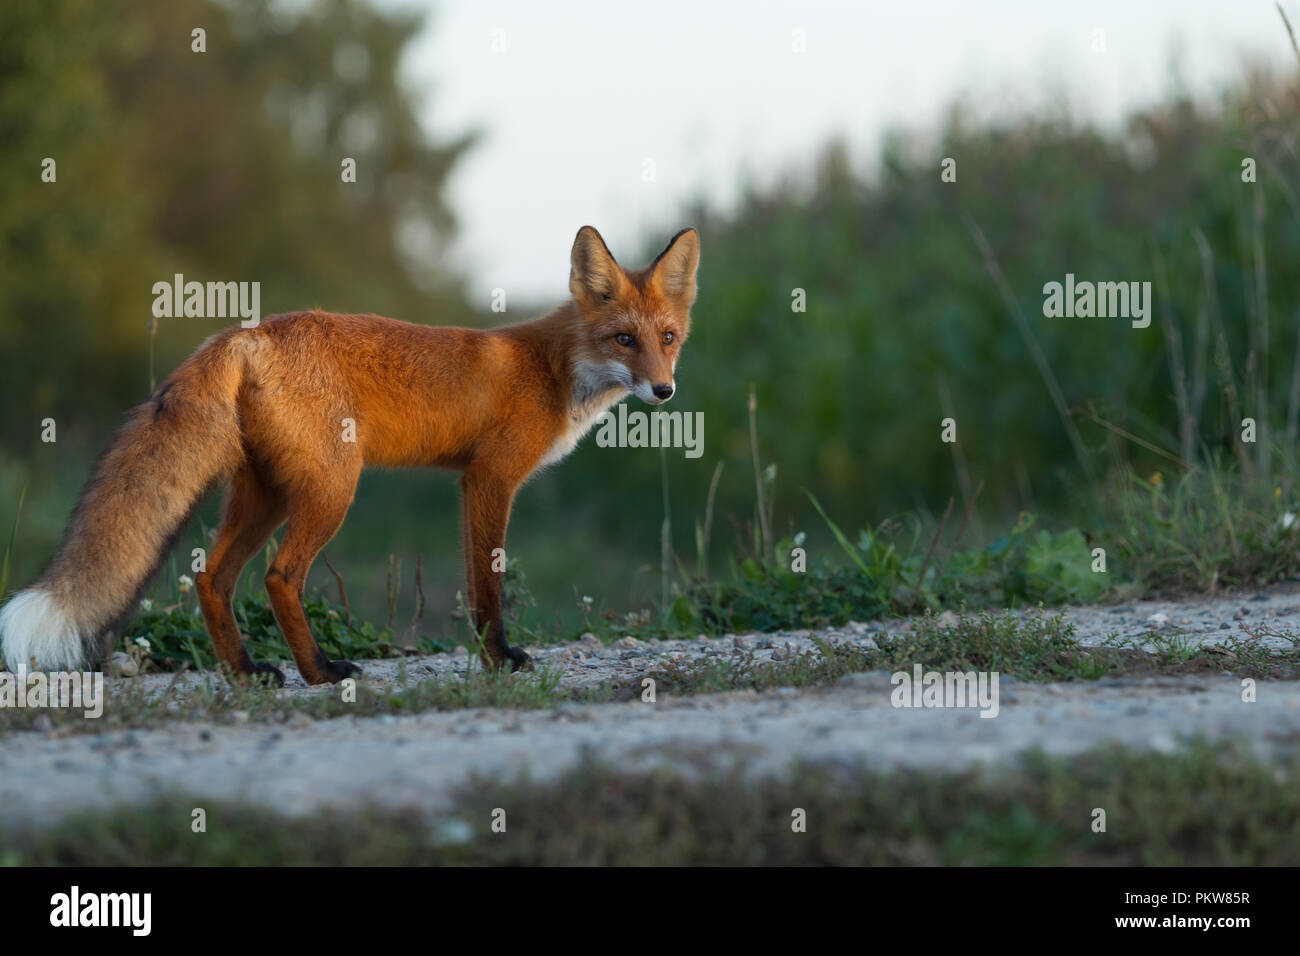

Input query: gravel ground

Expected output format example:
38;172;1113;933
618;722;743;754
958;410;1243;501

2;586;1298;828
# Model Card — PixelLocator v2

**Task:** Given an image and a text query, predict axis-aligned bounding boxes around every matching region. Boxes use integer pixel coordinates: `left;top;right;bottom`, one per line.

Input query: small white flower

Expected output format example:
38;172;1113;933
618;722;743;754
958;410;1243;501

139;598;153;612
1282;512;1296;531
134;637;152;652
178;574;194;593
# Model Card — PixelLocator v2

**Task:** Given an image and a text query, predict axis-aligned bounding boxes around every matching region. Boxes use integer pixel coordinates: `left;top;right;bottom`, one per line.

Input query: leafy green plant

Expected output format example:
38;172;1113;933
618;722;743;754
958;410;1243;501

669;501;1105;636
121;592;450;670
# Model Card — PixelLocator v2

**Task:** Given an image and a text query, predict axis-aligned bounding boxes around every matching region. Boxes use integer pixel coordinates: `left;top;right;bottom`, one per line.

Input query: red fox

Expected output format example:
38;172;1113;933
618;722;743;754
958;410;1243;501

0;226;700;684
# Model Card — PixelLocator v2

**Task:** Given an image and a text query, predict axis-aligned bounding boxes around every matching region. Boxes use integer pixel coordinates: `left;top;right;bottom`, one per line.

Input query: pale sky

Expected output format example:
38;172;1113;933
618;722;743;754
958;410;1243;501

376;0;1296;303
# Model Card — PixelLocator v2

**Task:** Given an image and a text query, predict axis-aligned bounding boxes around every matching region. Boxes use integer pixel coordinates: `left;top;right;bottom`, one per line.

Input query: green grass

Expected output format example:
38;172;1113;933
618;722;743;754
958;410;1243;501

0;482;24;600
5;739;1297;865
1106;461;1300;595
670;468;1300;639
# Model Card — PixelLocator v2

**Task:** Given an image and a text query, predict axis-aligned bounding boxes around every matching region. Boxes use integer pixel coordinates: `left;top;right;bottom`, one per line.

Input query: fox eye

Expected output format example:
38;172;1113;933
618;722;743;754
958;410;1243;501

662;331;675;345
615;333;635;347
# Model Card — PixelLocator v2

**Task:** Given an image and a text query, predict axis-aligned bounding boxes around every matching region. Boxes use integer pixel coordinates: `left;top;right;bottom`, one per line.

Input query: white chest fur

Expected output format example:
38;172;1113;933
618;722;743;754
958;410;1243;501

537;390;624;469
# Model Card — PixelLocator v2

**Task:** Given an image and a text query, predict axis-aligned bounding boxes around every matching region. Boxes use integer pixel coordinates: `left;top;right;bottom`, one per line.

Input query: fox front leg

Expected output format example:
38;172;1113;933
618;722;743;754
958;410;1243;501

460;471;533;672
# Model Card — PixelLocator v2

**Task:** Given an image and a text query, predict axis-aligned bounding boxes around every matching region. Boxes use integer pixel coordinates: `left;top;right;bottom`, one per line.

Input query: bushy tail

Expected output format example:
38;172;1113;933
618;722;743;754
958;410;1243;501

0;332;252;670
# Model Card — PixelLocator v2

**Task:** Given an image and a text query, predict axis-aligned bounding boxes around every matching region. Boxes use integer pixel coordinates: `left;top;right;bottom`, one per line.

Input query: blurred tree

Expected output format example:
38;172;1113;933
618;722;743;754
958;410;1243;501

0;0;474;451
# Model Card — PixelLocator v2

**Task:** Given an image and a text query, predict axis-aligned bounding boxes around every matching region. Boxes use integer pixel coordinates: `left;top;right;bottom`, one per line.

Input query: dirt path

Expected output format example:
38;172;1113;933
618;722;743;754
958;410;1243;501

2;587;1298;828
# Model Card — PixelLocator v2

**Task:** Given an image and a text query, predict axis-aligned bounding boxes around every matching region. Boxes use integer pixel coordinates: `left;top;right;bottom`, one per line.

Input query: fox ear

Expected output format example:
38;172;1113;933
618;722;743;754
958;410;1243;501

570;226;625;306
648;227;700;303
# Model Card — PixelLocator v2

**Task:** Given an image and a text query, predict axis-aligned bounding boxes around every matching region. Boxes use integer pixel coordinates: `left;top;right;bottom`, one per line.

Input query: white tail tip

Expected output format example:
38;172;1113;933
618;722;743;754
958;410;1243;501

0;588;88;671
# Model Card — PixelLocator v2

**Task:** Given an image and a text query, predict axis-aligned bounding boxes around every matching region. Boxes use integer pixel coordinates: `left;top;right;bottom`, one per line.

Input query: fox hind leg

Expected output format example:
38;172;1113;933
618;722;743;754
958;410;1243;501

265;471;361;685
196;466;287;685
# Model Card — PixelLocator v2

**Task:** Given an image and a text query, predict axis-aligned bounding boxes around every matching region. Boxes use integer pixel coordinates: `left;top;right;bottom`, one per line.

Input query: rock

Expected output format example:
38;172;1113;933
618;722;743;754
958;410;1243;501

109;651;138;677
613;636;644;650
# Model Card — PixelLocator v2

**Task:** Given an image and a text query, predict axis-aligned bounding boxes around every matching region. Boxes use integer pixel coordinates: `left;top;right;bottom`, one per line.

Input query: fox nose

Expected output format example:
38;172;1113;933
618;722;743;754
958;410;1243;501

652;383;675;401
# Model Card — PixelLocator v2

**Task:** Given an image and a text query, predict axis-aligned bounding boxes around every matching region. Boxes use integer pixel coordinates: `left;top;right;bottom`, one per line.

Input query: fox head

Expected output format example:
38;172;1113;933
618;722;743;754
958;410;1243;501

568;225;700;406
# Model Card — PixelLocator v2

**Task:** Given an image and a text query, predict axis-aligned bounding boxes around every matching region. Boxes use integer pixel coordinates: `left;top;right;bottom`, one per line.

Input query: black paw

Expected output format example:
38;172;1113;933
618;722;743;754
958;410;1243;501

249;662;286;688
506;645;534;672
324;659;363;683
